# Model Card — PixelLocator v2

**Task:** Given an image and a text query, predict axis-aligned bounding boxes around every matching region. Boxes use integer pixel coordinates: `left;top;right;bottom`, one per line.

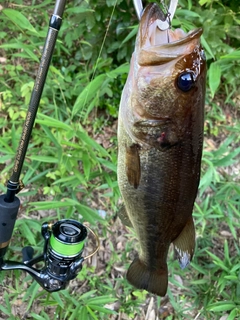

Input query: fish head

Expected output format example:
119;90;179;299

124;3;206;149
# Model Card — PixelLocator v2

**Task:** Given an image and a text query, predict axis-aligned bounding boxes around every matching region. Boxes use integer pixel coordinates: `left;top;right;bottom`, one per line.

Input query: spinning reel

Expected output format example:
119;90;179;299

1;219;99;292
0;0;99;292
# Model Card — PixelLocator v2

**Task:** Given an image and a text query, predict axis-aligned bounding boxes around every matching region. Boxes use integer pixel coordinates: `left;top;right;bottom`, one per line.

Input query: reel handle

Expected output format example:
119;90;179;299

22;246;34;263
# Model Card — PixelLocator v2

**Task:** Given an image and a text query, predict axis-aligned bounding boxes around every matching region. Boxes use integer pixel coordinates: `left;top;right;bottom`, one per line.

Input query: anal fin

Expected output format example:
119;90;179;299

173;216;195;269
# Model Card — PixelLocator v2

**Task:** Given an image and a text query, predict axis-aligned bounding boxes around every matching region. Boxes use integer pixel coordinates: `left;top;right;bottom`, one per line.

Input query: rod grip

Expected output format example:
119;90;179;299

0;194;20;243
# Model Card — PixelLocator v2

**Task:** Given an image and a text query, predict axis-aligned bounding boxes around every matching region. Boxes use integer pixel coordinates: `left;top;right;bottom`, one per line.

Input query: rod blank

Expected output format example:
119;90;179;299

5;0;67;202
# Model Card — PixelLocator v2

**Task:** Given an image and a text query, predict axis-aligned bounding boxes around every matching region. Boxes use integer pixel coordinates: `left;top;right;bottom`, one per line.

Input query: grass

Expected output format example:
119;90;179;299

0;0;240;319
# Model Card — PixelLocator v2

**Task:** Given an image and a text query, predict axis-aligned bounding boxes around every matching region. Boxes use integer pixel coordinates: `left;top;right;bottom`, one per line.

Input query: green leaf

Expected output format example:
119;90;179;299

29;313;47;320
214;147;240;167
18;220;37;245
223;240;230;265
97;158;117;172
28;155;59;163
51;292;64;308
228;308;238;320
121;27;138;46
0;306;11;316
76;203;105;225
199;0;211;5
199;166;213;191
29;199;104;224
209;62;221;98
190;279;210;285
191;262;208;275
87;305;116;314
76;130;110;158
87;296;116;305
0;42;35;51
207;302;236;312
0;154;15;163
206;251;230;272
176;9;201;18
29;200;73;210
0;137;14;153
230;264;240;273
86;306;98;320
36;113;72;131
72;168;88;186
26;282;40;310
212;135;235;158
49;65;64;79
41;125;61;149
224;275;238;280
82;152;91;180
79;290;97;301
220;50;240;60
68;306;81;320
201;35;215;59
3;9;38;34
107;63;129;78
24;48;39;62
72;74;106;118
78;306;89;319
66;7;94;14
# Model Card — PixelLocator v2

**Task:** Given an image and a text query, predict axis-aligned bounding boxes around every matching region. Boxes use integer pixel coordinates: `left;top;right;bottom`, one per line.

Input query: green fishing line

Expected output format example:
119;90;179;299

50;235;85;256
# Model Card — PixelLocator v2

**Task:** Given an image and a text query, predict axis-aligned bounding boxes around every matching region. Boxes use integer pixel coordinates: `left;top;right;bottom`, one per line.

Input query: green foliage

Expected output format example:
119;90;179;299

176;0;240;99
0;0;239;319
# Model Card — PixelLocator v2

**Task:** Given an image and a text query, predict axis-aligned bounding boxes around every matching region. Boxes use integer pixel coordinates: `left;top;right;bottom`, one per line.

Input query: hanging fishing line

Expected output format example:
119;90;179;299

80;0;118;121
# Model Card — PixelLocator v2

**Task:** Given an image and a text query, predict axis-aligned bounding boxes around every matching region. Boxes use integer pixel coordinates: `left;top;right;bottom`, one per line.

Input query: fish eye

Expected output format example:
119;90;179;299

177;72;195;92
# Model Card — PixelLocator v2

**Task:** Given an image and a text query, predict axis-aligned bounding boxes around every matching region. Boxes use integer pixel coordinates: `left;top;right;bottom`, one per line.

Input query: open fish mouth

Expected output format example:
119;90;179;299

137;3;203;65
148;23;202;47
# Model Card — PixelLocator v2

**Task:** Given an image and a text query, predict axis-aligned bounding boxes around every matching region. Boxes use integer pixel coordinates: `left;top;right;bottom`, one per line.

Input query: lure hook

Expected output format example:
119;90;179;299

133;0;178;30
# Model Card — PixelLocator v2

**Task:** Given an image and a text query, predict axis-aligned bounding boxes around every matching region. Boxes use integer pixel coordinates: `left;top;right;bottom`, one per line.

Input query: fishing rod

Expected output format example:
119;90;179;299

0;0;99;292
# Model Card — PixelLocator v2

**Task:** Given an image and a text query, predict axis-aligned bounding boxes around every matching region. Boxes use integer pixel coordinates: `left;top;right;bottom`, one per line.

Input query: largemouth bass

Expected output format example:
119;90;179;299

117;3;206;296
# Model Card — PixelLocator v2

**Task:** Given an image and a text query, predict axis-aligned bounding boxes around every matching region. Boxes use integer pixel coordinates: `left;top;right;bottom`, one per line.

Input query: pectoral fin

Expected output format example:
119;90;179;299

173;216;195;269
125;144;141;189
118;205;132;228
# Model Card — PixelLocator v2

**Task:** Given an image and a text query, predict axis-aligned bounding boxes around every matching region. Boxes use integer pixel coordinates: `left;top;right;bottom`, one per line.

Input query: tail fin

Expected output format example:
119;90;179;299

126;258;168;296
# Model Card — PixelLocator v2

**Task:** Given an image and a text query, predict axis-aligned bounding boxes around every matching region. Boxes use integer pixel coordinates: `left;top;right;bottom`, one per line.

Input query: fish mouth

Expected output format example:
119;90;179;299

137;3;203;65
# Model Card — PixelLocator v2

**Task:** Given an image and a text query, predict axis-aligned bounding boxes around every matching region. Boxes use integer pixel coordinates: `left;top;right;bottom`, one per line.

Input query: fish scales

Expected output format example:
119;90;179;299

117;3;206;296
